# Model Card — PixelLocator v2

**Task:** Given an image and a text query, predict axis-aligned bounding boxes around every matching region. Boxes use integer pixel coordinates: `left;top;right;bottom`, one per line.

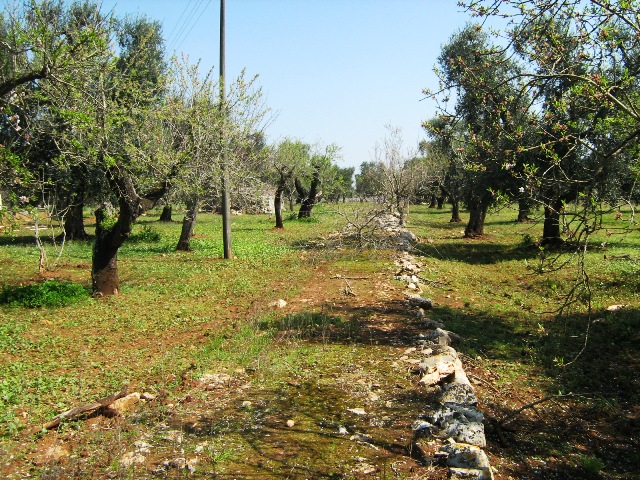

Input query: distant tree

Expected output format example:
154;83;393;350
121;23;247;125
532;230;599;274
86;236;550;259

371;125;426;226
268;139;310;228
355;161;384;200
426;25;530;237
324;165;355;203
296;144;340;219
463;0;640;246
163;59;267;251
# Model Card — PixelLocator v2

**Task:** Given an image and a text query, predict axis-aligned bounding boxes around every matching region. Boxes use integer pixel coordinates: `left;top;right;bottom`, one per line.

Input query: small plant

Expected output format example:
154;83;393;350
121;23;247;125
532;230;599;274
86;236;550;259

128;224;161;243
577;454;606;474
0;280;88;308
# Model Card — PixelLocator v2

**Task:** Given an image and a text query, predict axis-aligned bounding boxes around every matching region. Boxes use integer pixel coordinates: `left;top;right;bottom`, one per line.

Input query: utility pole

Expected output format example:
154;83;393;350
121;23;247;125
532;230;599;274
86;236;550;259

220;0;232;259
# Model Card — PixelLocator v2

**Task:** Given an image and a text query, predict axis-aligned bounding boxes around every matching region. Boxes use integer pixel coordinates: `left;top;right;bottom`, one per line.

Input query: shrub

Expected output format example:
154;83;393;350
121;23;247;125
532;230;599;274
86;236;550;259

0;280;88;308
128;225;161;243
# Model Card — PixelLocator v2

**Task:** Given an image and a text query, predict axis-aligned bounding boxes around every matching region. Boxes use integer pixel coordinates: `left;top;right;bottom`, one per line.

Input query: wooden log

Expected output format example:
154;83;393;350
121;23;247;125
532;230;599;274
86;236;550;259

43;385;129;430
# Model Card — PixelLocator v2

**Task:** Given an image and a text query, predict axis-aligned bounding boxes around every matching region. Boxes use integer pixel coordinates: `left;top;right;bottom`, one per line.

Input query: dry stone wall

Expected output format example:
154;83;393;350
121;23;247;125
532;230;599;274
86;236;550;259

382;213;494;480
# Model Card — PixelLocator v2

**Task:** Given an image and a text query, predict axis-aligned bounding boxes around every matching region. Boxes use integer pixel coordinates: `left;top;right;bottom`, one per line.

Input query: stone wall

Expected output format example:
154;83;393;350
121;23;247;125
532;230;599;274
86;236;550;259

385;214;494;480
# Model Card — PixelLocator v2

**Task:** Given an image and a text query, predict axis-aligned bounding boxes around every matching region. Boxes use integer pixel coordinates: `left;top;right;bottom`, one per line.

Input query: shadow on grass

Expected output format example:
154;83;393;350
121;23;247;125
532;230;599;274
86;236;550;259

0;234;94;247
256;300;640;480
414;240;538;265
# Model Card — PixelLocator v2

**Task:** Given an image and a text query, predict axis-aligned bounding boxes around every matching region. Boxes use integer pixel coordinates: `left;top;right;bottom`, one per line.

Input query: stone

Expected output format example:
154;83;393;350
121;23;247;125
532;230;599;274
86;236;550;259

161;430;183;444
423;319;445;329
428;405;486;447
395;274;413;283
347;407;367;415
412;420;434;437
132;440;153;454
419;359;456;386
438;383;478;406
35;444;70;465
270;299;287;308
406;294;433;309
105;392;141;416
450;467;494;480
200;373;231;389
120;451;146;467
351;463;377;475
441;442;491;470
425;328;453;346
186;458;198;473
350;432;376;445
194;442;209;453
606;304;626;311
164;457;187;469
286;419;295;427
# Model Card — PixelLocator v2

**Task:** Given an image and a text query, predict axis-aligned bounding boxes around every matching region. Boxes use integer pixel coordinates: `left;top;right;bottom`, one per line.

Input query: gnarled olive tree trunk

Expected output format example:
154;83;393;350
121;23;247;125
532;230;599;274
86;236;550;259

517;198;531;223
542;198;564;247
92;169;167;297
274;175;287;229
176;197;199;251
450;199;462;223
298;165;320;219
63;202;89;240
464;200;489;237
92;172;142;296
159;205;173;222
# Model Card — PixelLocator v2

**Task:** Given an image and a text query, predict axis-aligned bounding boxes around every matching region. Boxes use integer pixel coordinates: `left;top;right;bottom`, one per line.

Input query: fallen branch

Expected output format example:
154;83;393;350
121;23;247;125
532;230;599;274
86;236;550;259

43;385;129;430
330;274;369;280
342;279;357;297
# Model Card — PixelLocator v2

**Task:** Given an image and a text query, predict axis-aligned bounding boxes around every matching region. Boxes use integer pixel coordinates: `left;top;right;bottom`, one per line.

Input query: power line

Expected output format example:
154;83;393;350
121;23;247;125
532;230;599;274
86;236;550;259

172;0;212;55
164;0;194;49
166;0;201;52
173;0;211;54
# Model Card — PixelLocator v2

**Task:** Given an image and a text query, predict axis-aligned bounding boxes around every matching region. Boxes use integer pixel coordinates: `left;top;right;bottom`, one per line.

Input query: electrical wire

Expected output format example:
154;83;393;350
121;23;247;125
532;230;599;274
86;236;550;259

171;0;213;55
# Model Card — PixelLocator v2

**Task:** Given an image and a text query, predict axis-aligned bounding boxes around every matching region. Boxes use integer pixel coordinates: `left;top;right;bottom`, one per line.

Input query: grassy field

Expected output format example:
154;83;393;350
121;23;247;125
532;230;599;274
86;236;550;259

0;202;638;479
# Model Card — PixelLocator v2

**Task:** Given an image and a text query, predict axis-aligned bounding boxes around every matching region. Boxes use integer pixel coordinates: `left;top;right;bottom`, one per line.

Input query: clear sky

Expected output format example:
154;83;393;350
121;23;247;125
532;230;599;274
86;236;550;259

100;0;474;170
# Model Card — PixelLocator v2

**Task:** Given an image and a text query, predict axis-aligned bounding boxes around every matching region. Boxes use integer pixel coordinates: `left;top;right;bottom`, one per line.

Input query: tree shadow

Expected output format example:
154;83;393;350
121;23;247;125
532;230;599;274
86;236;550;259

256;298;640;479
414;240;538;265
0;234;93;247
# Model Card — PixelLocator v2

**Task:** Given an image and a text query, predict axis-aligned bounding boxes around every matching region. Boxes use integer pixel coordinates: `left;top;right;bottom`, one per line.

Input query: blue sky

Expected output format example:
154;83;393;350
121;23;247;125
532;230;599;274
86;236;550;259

101;1;474;170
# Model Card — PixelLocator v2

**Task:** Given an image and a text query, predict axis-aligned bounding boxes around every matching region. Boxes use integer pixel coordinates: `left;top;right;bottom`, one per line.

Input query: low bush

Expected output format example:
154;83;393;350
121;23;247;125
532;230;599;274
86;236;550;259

0;280;88;308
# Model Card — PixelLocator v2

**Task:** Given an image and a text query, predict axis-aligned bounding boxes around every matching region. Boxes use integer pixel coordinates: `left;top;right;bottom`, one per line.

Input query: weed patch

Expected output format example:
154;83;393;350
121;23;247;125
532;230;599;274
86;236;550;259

0;280;88;308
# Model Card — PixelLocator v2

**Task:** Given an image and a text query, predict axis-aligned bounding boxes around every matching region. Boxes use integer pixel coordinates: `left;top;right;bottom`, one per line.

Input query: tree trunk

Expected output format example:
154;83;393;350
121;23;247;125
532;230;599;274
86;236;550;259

541;198;564;246
429;194;437;208
274;181;285;229
395;194;407;227
298;167;320;219
517;198;531;223
294;178;306;205
437;196;445;209
450;200;462;223
63;202;88;240
92;182;141;296
464;201;488;237
159;205;173;222
176;197;198;251
92;204;124;296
